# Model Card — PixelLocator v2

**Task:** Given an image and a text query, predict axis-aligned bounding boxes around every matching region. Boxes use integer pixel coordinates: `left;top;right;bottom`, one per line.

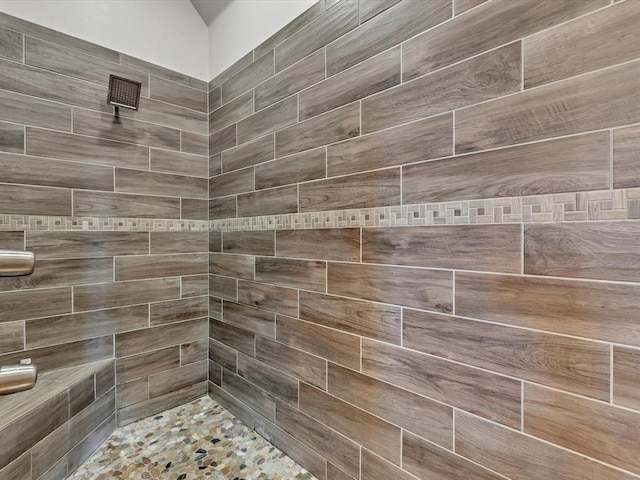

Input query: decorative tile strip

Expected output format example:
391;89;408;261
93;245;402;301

0;216;209;232
211;187;640;231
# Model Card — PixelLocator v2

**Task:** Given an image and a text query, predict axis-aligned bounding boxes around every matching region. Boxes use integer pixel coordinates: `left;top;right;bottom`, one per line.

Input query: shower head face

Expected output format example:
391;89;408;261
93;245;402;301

107;74;142;111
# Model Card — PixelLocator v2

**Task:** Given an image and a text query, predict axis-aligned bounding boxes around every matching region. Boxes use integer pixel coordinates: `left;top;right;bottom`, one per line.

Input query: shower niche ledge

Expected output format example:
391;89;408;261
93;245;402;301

0;359;116;479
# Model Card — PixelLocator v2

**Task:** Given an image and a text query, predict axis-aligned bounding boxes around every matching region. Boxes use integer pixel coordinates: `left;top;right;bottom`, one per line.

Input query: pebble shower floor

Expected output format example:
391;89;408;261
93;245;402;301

68;397;316;479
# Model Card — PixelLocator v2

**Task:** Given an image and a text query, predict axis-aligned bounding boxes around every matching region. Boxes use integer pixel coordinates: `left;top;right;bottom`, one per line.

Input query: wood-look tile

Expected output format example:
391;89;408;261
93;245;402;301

254;0;326;59
0;336;113;373
115;318;207;357
209;253;254;280
210;296;222;320
525;222;640;282
0;26;22;61
237;96;298;145
119;95;207;134
150;232;208;254
209;196;237;220
0;90;70;131
209;153;222;177
209;86;221;112
69;375;96;416
117;382;206;426
73;191;181;218
178;200;211;220
209;274;237;301
300;383;401;464
95;361;115;397
404;309;610;400
237;185;298;217
300;168;399;212
362;339;521;428
115;253;207;281
181;339;208;366
0;321;23;355
0;451;30;480
27;231;147;259
255;148;326;190
525;1;640;88
614;125;640;189
403;0;607;80
274;0;358;72
328;262;452;312
181;131;208;156
456;410;638;480
361;449;418;480
0;287;71;323
182;275;209;298
116;377;148;408
25;36;149;96
116;346;180;383
0;58;110;113
329;363;453;448
256;336;325;389
209;337;238;371
255;49;325;111
0;183;71;216
223;301;275;338
359;0;402;23
403;430;503;480
524;383;640;475
150;149;208;177
209;124;237;155
26;305;148;348
299;291;400;344
222;51;274;105
276;315;359;369
150;76;207;112
327;463;355;480
328;114;452;176
363;224;521;273
209;51;254;90
454;0;488;15
300;47;400;121
276;228;360;261
0;122;23;153
403;131;610;204
209;167;254;198
223;230;275;256
0;231;23;251
148;360;208;398
0;151;114;191
363;43;521;133
614;346;640;411
73;108;180;151
73;278;180;311
209;318;255;356
150;297;208;326
222;369;275;420
115;168;208;199
25;127;149;169
327;0;451;76
209;91;253;134
31;421;70;479
237;280;298;318
238;353;298;405
210;360;223;385
67;388;115;448
120;54;205;90
256;257;325;292
456;272;640;347
276;399;360;477
456;60;640;153
276;102;359;158
221;133;274;173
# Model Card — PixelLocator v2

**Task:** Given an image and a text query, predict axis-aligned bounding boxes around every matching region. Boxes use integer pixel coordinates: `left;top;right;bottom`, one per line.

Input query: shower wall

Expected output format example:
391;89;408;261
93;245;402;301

0;12;209;427
207;1;640;479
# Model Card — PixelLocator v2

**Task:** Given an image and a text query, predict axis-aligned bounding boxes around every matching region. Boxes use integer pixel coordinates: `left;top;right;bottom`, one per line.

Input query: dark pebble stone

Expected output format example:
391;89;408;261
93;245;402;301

196;449;206;454
239;464;246;470
211;439;220;444
198;466;207;470
177;475;187;480
166;462;172;468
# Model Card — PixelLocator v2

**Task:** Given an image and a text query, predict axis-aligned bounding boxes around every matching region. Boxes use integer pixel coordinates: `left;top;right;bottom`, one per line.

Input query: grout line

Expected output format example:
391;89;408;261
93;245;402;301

610;344;614;404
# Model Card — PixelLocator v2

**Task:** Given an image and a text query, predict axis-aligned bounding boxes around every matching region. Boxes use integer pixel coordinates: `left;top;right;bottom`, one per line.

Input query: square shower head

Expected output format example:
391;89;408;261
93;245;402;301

107;74;142;111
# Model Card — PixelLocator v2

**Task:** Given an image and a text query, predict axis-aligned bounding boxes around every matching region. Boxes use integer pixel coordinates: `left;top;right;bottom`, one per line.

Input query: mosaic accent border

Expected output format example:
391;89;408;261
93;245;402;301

0;216;209;232
212;188;640;231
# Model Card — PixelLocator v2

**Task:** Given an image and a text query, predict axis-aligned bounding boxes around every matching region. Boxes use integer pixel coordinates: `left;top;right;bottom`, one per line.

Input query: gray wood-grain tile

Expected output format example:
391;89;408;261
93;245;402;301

150;149;208;177
209;124;237;155
150;76;207;112
119;96;206;135
0;121;23;153
256;257;326;292
209;338;237;372
73;191;181;218
209;318;255;356
237;96;297;145
359;0;402;23
182;275;208;298
209;86;221;112
0;287;71;323
614;125;640;189
181;131;208;156
0;90;71;131
209;253;255;280
115;318;207;357
115;168;208;199
209;167;254;198
613;347;640;411
116;346;180;383
114;253;207;281
223;230;275;256
255;147;325;190
148;360;208;398
209;196;237;220
73;277;180;311
454;0;488;15
120;54;205;90
223;301;275;338
222;369;275;420
209;90;253;134
0;26;22;61
209;51;254;90
238;353;298;405
222;133;274;173
0;183;71;216
276;228;360;261
150;232;208;254
222;51;274;105
182;198;209;220
0;321;23;355
237;280;298;318
150;297;208;326
209;275;237;301
237;185;298;217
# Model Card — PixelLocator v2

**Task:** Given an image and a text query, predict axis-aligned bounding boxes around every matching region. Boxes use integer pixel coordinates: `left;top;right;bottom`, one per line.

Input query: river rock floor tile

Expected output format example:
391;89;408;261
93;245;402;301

68;396;316;479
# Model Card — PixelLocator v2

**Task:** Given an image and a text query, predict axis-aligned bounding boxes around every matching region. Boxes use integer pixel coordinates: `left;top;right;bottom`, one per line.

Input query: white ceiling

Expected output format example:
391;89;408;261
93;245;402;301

190;0;233;25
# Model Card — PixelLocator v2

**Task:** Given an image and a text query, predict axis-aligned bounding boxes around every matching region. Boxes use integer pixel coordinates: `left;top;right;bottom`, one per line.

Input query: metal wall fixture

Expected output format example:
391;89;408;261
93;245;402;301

0;250;35;276
107;74;142;113
0;360;38;395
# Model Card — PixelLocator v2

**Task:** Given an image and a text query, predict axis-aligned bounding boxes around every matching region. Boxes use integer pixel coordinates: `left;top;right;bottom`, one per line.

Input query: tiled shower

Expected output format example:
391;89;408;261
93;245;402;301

1;0;640;479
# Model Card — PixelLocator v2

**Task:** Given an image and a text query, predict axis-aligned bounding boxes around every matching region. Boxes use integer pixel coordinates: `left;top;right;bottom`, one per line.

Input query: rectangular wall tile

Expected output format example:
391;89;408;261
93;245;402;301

27;231;148;259
328;262;452;312
182;131;208;156
362;339;521;428
209;253;255;281
120;97;207;134
115;253;207;281
209;318;255;356
209;167;254;198
222;51;274;104
209;275;237;301
209;196;237;220
115;168;208;199
73;191;180;218
614;125;640;189
237;96;297;145
359;0;402;23
0;122;23;153
222;369;275;419
221;133;274;173
210;91;253;134
328;114;452;176
148;361;208;398
181;197;210;219
299;168;400;212
223;230;275;256
276;228;360;261
209;337;237;371
150;149;208;177
256;257;326;292
613;346;640;411
209;51;253;90
237;185;298;217
74;278;180;311
223;301;275;338
0;287;71;323
237;280;298;318
256;336;326;389
237;353;298;405
149;297;208;326
255;148;326;190
0;183;71;216
0;231;23;250
150;232;208;254
403;131;610;204
404;309;610;400
363;43;521;133
299;291;401;344
0;90;71;131
0;321;23;355
149;76;207;112
456;272;640;347
0;26;22;61
361;449;417;480
115;318;207;357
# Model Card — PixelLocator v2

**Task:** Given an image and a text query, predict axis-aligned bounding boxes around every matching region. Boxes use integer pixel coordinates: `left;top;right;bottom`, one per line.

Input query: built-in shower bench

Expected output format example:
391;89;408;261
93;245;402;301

0;359;116;479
